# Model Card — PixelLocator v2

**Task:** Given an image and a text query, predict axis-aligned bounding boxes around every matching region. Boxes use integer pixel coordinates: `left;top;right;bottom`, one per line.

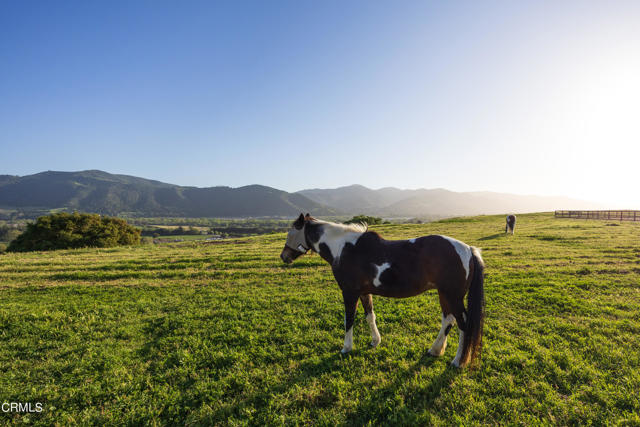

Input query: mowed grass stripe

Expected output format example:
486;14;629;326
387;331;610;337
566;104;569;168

0;213;639;425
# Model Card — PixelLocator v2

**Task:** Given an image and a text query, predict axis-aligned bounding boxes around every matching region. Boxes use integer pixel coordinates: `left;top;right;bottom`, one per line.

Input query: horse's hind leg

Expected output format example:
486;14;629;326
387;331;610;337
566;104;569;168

428;292;457;356
341;292;359;354
428;313;456;356
451;302;469;367
360;294;381;348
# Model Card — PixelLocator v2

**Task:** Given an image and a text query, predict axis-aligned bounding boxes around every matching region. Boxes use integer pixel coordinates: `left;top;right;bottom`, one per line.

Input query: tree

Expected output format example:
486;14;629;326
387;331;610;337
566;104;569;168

6;212;141;252
344;215;383;226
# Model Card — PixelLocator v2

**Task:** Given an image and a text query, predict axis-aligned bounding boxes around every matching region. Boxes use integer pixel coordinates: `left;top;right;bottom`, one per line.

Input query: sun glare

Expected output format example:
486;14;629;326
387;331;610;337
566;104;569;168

542;51;640;208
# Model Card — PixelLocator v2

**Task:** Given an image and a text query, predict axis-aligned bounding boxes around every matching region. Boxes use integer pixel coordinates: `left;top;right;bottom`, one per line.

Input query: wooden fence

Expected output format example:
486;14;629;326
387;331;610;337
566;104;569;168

555;210;640;221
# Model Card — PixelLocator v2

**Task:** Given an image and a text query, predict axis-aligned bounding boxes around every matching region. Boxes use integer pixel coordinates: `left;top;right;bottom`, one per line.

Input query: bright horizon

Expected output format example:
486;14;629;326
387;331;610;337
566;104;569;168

2;1;639;208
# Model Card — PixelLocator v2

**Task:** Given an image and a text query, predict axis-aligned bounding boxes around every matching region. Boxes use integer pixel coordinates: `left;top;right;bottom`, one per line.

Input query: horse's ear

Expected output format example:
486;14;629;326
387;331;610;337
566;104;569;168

293;213;305;229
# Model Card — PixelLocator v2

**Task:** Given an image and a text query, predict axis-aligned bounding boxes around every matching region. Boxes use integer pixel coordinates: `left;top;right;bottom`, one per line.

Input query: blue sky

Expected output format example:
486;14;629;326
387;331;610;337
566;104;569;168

1;1;639;206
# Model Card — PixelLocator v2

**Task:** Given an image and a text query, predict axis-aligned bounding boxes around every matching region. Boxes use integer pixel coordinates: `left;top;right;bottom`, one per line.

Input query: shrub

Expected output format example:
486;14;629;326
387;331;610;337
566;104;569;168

0;224;22;242
6;213;141;252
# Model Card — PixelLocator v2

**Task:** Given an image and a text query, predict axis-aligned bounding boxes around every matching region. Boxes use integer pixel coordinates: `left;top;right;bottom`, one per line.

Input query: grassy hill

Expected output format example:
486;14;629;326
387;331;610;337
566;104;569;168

0;170;334;217
0;213;638;425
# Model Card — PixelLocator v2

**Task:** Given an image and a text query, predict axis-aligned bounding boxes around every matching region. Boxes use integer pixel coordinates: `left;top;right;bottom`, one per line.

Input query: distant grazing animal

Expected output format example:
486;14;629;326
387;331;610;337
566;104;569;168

505;215;516;234
280;213;485;368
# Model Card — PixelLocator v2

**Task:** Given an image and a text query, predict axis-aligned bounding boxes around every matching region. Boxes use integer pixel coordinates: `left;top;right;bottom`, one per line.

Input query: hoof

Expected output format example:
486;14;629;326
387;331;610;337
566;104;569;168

370;340;380;348
341;347;352;354
428;347;445;357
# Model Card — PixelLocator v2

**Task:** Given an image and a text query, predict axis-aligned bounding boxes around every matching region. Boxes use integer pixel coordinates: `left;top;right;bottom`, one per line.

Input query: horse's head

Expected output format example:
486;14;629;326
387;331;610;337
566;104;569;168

280;213;312;264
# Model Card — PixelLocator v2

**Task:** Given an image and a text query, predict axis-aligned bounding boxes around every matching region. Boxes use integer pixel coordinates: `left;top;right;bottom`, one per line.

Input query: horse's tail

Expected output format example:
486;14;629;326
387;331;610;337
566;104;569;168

461;246;485;367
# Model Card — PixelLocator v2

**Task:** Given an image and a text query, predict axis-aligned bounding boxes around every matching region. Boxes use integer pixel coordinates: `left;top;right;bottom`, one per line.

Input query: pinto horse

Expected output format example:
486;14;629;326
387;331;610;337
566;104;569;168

280;213;486;368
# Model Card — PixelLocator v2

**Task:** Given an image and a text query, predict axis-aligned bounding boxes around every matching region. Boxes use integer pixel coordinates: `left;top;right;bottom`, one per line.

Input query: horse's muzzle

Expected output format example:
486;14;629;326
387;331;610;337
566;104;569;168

280;251;293;264
280;246;302;264
280;252;292;264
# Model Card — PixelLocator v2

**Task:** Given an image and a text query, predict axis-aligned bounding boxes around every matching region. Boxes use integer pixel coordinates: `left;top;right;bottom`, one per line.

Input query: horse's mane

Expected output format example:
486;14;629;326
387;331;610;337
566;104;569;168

310;218;368;234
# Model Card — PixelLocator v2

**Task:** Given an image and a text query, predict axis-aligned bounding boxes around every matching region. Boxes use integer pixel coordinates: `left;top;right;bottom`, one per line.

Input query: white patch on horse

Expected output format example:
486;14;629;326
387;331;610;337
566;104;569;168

441;235;472;280
372;262;391;287
409;238;416;243
428;314;456;357
366;312;381;347
341;326;354;353
451;328;465;367
312;221;365;264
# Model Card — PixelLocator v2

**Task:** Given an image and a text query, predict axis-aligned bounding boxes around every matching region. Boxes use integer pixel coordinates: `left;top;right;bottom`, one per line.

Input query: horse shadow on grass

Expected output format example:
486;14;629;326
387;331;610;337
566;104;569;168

219;345;460;424
137;312;462;424
136;313;353;421
137;312;188;376
342;352;461;425
209;350;350;421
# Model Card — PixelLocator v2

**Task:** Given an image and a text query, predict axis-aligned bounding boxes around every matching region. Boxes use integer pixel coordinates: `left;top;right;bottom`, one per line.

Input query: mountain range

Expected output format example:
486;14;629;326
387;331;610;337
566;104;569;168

0;170;333;218
0;170;602;219
298;185;603;218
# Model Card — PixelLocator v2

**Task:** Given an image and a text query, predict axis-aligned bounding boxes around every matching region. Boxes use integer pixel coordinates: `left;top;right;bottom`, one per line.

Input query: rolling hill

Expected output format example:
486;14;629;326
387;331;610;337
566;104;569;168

0;170;333;217
297;185;603;218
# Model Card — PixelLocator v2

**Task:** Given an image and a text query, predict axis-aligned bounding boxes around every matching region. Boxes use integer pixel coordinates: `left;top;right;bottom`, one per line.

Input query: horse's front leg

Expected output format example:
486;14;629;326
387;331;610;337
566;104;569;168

341;292;359;354
360;294;381;348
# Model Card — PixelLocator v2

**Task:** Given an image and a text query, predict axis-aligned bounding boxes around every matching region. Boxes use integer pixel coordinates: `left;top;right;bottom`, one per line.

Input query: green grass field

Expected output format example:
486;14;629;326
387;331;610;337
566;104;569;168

152;234;214;242
1;213;639;425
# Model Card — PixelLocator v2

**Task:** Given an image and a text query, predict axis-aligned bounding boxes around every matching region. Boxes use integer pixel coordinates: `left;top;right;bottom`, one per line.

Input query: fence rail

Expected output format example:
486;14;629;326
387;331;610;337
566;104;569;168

555;210;640;221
